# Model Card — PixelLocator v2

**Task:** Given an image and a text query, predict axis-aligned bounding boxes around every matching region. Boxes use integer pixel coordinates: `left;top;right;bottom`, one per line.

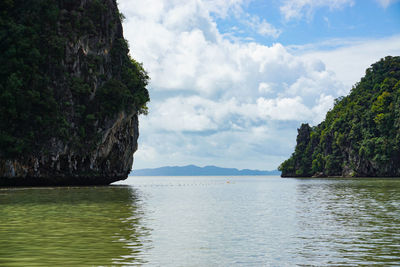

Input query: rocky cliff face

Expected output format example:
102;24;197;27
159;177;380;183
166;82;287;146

279;56;400;178
0;0;149;185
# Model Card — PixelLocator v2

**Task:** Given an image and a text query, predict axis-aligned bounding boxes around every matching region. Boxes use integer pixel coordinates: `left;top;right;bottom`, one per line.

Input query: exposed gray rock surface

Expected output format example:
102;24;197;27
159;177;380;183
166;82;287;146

0;0;148;186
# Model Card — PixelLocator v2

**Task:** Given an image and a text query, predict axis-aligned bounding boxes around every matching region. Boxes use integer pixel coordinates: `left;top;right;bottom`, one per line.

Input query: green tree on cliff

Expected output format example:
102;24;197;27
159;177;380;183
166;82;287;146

0;0;150;157
279;56;400;177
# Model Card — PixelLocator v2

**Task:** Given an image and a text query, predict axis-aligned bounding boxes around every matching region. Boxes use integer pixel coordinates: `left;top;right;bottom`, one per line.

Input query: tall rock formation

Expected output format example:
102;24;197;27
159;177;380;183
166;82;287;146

0;0;149;185
279;56;400;177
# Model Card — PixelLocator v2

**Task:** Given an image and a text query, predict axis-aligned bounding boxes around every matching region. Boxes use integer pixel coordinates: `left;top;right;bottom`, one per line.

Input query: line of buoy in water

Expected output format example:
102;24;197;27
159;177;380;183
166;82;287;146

130;182;232;187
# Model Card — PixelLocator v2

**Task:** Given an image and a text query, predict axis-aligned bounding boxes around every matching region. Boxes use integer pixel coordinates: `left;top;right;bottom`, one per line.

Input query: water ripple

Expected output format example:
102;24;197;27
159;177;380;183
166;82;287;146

1;177;400;266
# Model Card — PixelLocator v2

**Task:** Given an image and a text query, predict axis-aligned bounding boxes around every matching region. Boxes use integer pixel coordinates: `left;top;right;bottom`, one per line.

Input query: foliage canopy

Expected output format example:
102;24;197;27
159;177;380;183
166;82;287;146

0;0;149;158
279;56;400;177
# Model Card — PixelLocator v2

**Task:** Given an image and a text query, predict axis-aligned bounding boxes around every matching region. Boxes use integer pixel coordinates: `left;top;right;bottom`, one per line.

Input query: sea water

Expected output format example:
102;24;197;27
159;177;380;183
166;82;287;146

1;176;400;266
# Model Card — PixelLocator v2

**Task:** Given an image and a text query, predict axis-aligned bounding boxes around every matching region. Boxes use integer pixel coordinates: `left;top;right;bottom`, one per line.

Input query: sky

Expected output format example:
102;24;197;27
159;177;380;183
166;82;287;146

117;0;400;170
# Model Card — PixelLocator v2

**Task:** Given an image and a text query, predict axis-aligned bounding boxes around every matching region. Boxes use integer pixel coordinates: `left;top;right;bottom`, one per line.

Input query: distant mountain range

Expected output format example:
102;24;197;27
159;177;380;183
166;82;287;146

129;165;280;176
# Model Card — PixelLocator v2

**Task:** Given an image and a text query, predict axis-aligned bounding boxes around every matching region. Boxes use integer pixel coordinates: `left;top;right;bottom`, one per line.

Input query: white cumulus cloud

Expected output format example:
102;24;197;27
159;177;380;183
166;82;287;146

300;35;400;90
117;0;398;170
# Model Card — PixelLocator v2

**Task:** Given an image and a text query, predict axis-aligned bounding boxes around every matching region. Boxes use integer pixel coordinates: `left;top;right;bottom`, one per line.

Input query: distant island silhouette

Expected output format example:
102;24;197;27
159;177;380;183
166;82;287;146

129;165;280;176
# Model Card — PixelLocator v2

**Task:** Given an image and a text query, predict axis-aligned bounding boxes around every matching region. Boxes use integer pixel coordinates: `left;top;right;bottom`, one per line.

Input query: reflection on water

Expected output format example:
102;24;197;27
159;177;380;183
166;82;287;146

295;178;400;265
1;177;400;266
115;176;400;266
0;186;151;266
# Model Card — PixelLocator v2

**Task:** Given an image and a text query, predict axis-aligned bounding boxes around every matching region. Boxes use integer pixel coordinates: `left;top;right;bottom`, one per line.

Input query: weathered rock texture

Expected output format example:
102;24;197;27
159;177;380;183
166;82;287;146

0;112;138;185
0;0;149;185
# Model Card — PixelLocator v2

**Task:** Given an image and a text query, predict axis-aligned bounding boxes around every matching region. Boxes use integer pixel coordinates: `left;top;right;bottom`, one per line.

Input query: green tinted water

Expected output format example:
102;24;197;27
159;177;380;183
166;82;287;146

0;186;150;266
1;177;400;266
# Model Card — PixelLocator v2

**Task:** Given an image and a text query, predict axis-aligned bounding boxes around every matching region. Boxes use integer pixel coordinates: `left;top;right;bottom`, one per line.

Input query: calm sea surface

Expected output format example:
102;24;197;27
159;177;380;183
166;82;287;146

1;176;400;266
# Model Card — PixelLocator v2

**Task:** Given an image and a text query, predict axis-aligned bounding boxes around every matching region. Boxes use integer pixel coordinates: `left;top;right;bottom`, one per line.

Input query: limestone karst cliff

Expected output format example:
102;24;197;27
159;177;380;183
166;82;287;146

279;56;400;177
0;0;149;185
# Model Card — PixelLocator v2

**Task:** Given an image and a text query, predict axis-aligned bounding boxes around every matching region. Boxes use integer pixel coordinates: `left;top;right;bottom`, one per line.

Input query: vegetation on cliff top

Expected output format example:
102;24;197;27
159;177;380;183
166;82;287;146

279;56;400;177
0;0;149;158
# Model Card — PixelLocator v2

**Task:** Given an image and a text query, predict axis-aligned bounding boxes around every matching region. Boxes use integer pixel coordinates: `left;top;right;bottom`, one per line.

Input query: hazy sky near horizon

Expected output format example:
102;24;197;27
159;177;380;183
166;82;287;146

118;0;400;170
